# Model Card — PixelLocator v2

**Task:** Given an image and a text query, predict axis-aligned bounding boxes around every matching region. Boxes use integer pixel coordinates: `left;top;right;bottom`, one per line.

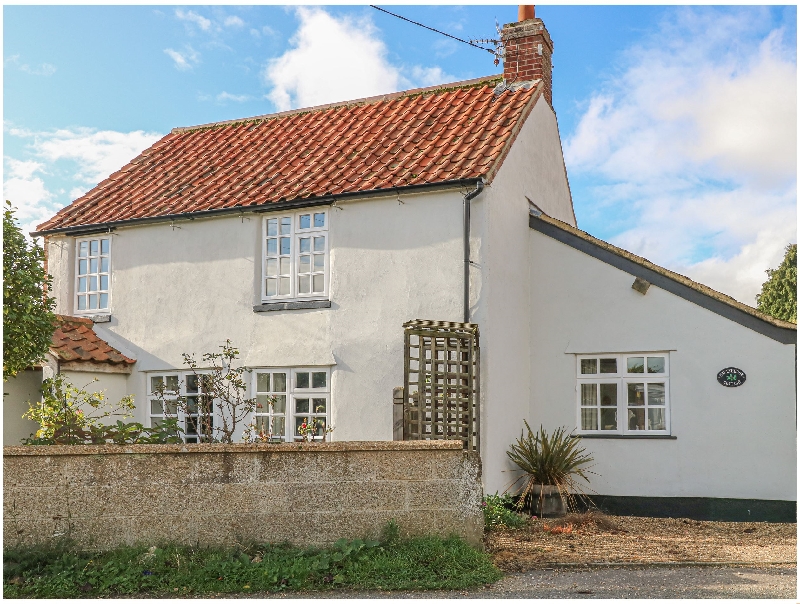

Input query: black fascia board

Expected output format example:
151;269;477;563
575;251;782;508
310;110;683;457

31;178;482;237
530;214;797;345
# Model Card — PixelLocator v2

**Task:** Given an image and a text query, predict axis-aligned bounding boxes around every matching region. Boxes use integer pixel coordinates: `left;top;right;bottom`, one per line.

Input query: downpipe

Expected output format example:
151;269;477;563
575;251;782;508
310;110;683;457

463;179;485;323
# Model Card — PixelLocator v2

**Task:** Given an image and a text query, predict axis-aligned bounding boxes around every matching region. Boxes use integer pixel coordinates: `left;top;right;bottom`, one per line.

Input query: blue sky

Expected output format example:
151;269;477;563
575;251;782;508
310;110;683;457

4;5;797;304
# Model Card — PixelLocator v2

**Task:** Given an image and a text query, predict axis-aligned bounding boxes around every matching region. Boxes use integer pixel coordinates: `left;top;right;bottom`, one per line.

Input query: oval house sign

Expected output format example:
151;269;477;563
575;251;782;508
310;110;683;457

717;367;746;387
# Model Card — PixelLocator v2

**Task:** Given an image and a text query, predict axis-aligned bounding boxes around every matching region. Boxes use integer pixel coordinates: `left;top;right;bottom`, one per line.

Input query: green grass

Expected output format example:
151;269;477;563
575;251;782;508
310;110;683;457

3;529;501;598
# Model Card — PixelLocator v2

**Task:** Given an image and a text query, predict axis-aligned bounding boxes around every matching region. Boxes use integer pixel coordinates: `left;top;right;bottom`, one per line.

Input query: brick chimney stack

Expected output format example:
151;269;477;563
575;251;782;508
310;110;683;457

501;5;554;105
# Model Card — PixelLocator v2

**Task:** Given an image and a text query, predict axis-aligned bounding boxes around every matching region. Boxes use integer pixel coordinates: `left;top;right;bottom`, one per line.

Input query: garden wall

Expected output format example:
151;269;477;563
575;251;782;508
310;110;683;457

3;441;483;550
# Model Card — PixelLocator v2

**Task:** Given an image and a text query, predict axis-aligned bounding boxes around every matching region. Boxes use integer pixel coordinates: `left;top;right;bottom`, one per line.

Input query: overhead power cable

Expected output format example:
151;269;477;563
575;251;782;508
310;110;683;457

369;5;498;58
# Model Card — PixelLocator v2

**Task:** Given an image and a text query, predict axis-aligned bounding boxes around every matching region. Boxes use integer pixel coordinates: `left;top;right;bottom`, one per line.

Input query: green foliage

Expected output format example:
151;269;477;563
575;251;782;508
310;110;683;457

506;421;594;513
3;528;500;597
756;244;797;323
482;494;527;529
21;374;181;445
3;202;56;378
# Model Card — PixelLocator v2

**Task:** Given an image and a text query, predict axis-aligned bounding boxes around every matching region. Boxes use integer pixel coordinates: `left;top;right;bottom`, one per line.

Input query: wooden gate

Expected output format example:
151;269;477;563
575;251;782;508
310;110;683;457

403;319;480;451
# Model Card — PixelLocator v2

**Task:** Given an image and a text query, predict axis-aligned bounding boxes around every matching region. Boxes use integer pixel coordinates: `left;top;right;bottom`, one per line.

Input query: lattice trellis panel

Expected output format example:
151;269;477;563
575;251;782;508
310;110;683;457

403;319;480;451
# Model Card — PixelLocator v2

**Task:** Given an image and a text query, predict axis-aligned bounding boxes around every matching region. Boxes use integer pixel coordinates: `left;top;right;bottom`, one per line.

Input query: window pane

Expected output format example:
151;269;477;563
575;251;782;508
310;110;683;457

279;277;290;295
100;257;109;273
90;258;98;273
90;240;99;255
627;383;645;406
295;398;310;413
280;217;291;235
580;383;596;406
312;371;326;388
279;257;291;275
88;294;98;309
599;358;617;373
100;275;108;291
166;376;179;391
256;373;270;392
581;408;598;430
273;395;286;414
164;401;177;415
580;359;597;375
267;219;278;236
266;238;277;255
298;276;310;294
299;214;311;229
150;376;164;393
280;237;290;255
256;394;271;411
627;357;645;373
186;397;198;414
628;408;645;430
266;279;277;296
266;258;278;277
186;374;198;393
185;417;198;435
314;212;325;227
648;408;666;430
647;383;666;405
78;259;87;275
99;293;108;309
273;373;287;392
600;408;617;430
78;277;87;293
273;416;286;437
647;357;665;374
89;276;98;291
296;372;309;388
151;418;163;428
77;295;86;310
312;397;327;413
150;399;164;415
79;241;88;257
600;383;617;406
314;255;325;270
299;255;311;273
100;239;110;255
299;238;311;253
313;274;324;292
314;236;325;252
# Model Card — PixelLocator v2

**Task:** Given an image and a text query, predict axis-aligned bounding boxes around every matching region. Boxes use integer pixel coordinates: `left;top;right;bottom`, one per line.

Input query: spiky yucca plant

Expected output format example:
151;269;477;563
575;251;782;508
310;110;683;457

506;421;594;514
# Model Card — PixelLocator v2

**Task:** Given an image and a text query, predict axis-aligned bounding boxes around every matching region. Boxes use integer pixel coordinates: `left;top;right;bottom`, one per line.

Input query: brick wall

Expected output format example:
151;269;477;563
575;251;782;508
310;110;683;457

3;441;483;550
502;18;554;105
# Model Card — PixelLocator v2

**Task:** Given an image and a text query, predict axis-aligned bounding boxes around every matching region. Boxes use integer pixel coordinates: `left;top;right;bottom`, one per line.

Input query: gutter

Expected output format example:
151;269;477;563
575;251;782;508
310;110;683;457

31;178;483;237
463;179;485;323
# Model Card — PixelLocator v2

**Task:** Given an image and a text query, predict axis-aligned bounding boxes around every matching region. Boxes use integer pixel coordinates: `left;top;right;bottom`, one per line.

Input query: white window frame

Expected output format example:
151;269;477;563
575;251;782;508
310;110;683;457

147;371;218;443
252;367;331;442
261;209;329;303
74;235;112;315
576;353;670;435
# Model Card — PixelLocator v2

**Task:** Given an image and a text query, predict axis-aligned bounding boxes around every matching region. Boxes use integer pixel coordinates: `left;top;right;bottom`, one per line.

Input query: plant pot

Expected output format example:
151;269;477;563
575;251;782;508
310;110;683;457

532;485;567;517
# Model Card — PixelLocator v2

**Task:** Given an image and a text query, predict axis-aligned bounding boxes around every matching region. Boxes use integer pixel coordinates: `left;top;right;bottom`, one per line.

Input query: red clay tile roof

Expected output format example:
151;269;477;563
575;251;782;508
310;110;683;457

36;76;543;233
51;316;136;365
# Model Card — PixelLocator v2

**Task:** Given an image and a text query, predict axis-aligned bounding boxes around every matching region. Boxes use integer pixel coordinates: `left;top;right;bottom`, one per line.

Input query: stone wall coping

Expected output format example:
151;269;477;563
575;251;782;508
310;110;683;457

3;440;464;457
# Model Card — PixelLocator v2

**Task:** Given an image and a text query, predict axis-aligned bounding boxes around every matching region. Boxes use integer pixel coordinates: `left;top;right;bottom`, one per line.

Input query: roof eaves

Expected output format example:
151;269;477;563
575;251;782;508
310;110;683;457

529;213;797;344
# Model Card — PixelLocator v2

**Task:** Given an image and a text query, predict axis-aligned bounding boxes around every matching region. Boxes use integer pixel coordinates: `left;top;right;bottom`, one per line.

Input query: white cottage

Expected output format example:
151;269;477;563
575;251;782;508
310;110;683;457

9;9;795;520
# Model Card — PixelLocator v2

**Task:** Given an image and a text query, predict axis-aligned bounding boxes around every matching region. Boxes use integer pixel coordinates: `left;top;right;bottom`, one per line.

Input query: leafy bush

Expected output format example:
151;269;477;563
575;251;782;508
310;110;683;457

506;421;594;513
482;494;527;529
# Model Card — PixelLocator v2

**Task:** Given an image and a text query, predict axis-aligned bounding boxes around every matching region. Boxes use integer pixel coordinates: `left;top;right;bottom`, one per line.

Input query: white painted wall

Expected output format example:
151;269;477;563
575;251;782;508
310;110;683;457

527;229;796;501
3;370;43;444
46;188;483;443
479;98;576;496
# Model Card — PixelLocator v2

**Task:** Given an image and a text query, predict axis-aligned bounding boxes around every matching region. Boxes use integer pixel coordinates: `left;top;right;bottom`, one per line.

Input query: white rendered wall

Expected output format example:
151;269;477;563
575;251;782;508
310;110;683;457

3;370;43;444
45;189;480;443
528;230;796;501
480;98;576;496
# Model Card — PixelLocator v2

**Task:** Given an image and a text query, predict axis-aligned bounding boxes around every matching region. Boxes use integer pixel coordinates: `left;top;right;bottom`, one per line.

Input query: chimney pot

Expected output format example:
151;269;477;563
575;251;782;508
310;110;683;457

518;5;535;22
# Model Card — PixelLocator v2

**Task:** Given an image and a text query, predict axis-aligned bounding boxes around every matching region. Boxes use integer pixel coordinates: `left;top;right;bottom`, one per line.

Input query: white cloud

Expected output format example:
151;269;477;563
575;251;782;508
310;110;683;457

224;16;244;28
175;8;211;32
164;46;200;71
5;54;56;76
263;7;453;112
216;91;251;103
564;8;797;305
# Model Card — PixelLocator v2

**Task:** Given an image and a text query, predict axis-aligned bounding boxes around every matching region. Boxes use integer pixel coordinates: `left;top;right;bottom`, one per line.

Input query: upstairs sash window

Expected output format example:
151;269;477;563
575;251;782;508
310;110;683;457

75;236;111;313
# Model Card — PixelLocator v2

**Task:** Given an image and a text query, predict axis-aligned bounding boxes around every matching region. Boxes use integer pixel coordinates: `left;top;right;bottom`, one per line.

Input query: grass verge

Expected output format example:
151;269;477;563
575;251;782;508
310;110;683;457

3;529;501;598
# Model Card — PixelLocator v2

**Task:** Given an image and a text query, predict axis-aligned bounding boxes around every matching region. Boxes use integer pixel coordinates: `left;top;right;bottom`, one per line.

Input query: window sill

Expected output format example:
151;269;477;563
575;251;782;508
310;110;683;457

573;434;676;440
254;300;331;312
74;313;111;323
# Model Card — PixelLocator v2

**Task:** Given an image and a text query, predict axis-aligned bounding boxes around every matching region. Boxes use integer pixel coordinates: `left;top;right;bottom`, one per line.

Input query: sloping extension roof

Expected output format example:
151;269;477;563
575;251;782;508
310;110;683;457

51;315;136;369
36;75;543;234
529;212;797;345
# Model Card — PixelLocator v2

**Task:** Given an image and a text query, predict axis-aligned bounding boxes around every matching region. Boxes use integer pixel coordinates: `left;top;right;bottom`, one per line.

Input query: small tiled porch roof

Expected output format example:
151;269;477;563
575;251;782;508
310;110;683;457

50;316;136;366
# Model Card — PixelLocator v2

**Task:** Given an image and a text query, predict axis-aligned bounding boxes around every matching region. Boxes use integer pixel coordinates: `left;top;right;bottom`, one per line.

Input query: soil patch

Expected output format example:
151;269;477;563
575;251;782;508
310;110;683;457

485;512;796;572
